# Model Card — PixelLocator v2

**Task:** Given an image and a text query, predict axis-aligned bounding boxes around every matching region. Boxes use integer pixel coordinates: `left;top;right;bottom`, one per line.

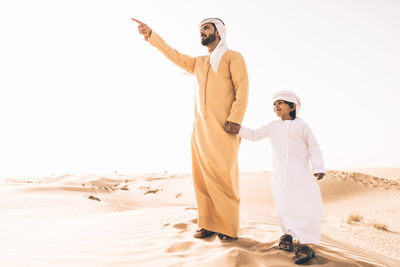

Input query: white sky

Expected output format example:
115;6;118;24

0;0;399;177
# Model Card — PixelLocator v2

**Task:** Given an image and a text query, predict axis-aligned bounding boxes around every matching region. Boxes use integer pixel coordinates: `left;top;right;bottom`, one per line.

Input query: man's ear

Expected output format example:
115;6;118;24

291;104;296;111
215;30;221;39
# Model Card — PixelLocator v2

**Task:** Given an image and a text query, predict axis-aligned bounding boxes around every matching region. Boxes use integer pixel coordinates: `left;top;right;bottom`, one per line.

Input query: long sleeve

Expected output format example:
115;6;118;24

239;124;271;141
226;52;249;124
147;31;196;74
304;124;325;174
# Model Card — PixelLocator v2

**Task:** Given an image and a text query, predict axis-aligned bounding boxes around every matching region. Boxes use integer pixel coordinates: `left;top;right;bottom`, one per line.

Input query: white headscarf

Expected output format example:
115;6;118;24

199;18;228;73
273;90;301;115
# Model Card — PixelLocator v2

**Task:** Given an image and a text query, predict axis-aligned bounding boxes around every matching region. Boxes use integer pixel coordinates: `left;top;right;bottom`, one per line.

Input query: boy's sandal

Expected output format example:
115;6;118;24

293;244;315;264
278;234;294;251
217;233;238;241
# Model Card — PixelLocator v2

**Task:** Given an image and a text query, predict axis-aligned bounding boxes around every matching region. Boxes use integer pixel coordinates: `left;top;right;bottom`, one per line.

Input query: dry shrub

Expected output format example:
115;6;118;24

372;223;388;231
347;213;363;224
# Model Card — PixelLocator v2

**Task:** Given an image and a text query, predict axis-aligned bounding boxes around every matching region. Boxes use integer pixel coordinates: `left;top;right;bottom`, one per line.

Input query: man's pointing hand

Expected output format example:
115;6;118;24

131;18;152;41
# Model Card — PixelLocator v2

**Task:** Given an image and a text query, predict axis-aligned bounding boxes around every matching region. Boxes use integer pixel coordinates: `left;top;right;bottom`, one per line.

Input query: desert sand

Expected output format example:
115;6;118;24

1;169;399;267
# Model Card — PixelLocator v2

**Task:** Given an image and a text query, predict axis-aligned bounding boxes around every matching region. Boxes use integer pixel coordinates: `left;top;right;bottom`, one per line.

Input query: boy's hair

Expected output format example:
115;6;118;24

284;101;297;119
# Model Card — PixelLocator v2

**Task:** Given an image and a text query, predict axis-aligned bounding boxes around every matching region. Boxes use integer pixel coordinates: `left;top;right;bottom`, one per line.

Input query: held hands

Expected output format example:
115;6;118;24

224;121;241;135
314;173;325;180
131;18;152;41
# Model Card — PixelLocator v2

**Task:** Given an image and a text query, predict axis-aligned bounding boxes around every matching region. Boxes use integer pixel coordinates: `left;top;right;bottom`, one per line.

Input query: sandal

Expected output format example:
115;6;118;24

193;228;215;239
217;233;238;241
293;244;315;264
278;234;293;251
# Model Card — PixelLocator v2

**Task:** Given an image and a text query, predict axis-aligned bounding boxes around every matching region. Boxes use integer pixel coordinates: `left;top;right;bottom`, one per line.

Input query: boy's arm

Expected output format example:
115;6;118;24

304;124;325;175
238;124;271;141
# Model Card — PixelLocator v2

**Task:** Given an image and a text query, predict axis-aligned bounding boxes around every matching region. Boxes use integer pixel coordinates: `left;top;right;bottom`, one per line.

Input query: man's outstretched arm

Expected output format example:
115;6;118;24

132;18;196;74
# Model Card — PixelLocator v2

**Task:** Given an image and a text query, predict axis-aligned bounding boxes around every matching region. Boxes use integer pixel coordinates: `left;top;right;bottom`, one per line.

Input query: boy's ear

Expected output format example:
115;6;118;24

291;103;296;111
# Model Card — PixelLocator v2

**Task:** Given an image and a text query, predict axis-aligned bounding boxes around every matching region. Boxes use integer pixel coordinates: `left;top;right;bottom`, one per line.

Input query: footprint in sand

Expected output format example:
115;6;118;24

87;195;101;202
144;189;159;195
120;185;129;190
166;241;194;253
172;223;192;233
185;207;197;211
173;223;188;230
189;219;198;224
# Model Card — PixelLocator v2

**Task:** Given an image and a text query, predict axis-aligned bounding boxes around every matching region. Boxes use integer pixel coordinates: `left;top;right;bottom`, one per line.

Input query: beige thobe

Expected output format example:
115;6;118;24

148;32;248;237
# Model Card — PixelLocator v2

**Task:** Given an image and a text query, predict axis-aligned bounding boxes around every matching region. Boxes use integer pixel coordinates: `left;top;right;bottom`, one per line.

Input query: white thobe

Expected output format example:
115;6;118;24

239;118;324;244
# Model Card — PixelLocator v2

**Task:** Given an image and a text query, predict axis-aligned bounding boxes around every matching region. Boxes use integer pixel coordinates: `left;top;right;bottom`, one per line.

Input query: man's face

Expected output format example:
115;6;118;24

200;23;217;46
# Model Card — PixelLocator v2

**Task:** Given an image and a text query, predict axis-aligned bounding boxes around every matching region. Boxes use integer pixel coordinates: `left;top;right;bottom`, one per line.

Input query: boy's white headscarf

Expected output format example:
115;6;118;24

273;90;301;115
200;18;228;73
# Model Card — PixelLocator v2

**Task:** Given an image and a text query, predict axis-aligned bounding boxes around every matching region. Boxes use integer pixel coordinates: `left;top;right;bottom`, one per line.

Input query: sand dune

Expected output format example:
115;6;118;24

0;169;399;266
343;168;400;182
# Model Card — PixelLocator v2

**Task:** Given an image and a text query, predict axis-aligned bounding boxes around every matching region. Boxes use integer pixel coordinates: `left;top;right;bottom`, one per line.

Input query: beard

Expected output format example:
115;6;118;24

201;33;216;46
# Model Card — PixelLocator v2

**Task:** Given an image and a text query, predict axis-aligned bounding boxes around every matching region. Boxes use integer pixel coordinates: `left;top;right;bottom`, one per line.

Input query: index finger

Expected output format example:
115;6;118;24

131;18;144;25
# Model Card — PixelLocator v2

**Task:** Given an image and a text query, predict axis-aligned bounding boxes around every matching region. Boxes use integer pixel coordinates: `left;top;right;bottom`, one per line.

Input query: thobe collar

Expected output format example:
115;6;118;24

209;40;228;73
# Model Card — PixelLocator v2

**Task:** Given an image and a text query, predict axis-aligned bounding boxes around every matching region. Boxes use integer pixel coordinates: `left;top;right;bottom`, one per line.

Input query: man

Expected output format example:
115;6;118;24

132;17;248;240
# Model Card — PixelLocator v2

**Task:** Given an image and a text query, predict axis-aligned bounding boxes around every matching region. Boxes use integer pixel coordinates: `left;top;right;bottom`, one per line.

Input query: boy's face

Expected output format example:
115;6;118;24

273;100;296;120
